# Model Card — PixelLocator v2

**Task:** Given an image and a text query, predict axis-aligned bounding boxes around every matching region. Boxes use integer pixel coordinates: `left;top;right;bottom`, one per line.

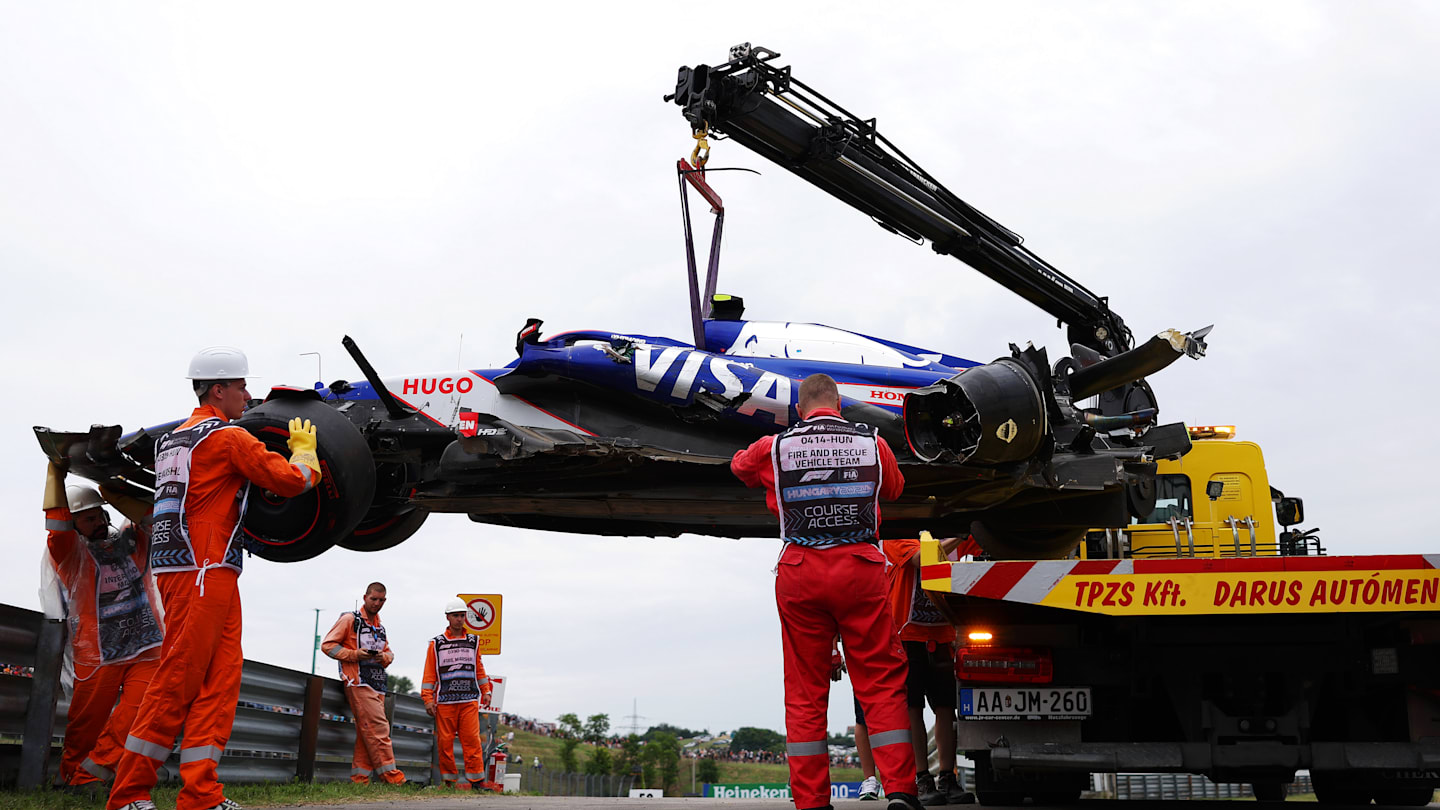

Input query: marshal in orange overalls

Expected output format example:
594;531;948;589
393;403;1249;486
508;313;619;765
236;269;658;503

421;628;492;788
45;498;163;787
107;404;316;810
322;607;408;784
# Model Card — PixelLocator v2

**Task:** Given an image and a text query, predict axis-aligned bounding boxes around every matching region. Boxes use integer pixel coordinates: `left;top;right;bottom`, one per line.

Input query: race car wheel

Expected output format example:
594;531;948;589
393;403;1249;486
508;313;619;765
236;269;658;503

970;520;1087;561
238;396;376;562
338;505;430;552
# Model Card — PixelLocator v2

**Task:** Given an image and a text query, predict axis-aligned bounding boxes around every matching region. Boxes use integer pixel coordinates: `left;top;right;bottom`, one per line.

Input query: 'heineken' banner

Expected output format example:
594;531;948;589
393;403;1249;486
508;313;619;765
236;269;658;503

705;782;864;799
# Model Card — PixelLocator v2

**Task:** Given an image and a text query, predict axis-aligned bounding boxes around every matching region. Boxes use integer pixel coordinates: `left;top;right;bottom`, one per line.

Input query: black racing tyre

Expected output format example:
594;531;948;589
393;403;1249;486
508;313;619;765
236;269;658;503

1371;786;1435;806
1125;465;1158;519
338;505;430;552
971;520;1087;561
237;396;375;562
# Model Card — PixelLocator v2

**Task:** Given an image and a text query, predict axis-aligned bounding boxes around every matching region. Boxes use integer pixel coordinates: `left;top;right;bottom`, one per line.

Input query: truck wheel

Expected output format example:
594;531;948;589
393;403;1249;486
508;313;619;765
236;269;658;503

1251;780;1287;802
1371;786;1435;806
238;396;376;562
1311;771;1369;805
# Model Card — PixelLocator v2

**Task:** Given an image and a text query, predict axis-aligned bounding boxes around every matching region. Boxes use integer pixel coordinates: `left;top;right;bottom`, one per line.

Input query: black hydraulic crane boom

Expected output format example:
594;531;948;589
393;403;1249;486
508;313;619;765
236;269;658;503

666;43;1134;358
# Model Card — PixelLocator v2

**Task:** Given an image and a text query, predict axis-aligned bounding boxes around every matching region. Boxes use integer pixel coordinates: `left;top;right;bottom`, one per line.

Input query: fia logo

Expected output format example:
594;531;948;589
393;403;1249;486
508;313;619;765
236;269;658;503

842;469;860;481
799;470;835;483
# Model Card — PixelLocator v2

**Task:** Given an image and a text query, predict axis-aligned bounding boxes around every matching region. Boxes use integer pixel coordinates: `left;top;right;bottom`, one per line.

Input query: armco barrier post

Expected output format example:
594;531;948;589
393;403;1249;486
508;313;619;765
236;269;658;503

430;717;440;787
18;618;65;789
296;675;325;782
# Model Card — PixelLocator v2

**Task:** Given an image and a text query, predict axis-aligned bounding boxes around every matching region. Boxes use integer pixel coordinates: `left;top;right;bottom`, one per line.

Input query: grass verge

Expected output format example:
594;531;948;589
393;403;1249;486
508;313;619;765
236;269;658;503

0;780;458;810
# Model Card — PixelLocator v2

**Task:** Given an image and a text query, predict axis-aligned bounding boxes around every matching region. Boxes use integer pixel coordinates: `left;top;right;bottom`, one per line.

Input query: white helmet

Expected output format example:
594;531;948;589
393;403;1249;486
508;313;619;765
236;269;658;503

444;597;467;615
186;346;251;380
66;484;105;514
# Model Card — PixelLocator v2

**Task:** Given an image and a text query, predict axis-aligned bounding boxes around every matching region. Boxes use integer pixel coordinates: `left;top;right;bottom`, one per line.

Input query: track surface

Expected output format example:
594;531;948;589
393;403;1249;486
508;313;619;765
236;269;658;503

265;797;1435;809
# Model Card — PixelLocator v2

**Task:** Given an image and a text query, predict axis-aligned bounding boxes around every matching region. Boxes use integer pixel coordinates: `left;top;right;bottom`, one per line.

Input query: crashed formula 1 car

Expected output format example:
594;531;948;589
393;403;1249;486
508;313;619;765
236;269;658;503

35;43;1209;563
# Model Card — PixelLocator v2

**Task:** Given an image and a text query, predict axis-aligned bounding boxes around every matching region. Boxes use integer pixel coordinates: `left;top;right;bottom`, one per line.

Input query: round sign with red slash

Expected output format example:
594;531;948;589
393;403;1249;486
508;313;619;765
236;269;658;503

456;593;503;653
465;597;497;632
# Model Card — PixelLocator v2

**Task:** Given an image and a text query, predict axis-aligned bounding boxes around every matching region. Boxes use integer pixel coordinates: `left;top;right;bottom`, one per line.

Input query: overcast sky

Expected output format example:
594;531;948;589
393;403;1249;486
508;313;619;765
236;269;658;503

3;1;1438;739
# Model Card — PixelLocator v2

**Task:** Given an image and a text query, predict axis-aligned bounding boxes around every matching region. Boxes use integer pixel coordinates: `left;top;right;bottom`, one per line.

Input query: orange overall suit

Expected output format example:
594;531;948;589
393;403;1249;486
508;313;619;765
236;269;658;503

107;405;317;810
322;611;407;784
421;629;492;788
45;501;162;787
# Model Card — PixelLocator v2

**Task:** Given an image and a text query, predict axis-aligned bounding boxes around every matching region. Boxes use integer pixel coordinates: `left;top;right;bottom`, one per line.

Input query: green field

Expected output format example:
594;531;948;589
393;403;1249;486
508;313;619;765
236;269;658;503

499;725;863;792
0;781;456;810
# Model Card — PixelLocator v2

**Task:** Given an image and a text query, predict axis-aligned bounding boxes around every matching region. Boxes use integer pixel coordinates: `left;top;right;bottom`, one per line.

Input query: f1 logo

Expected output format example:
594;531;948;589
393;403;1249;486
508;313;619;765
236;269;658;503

799;470;835;483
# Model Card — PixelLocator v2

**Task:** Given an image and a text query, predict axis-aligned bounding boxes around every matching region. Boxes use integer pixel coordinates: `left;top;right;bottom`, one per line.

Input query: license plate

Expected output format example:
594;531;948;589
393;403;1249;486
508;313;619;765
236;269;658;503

959;687;1091;720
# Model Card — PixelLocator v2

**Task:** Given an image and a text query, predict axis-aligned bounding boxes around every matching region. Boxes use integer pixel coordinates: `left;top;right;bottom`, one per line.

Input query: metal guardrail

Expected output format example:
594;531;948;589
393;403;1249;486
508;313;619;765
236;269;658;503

0;602;460;789
527;770;638;797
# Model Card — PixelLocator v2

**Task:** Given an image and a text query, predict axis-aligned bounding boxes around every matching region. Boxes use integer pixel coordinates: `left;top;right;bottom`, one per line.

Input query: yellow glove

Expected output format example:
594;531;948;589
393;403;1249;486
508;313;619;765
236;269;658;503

287;418;322;477
43;462;67;511
100;484;152;525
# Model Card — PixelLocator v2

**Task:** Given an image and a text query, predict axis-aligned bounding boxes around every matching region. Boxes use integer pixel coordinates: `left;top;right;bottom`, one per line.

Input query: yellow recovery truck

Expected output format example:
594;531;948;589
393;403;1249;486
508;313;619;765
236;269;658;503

666;44;1439;806
922;428;1440;805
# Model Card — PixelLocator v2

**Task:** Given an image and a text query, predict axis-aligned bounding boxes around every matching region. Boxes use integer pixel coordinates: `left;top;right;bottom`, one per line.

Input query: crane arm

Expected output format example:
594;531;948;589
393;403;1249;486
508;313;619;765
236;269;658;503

666;43;1133;356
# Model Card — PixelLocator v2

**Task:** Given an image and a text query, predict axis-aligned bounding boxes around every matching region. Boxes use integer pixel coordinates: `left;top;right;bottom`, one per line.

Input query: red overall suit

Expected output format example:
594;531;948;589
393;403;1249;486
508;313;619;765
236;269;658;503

45;505;162;787
322;610;407;784
732;407;915;809
108;405;316;810
421;629;492;788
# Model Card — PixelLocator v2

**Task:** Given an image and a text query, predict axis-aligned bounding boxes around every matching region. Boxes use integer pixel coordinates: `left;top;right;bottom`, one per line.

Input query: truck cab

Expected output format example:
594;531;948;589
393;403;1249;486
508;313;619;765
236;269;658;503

1090;427;1320;561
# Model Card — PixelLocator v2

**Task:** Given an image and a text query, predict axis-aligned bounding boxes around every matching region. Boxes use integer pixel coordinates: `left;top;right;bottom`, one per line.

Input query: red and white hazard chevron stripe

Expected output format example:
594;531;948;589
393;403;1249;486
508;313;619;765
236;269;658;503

922;554;1440;615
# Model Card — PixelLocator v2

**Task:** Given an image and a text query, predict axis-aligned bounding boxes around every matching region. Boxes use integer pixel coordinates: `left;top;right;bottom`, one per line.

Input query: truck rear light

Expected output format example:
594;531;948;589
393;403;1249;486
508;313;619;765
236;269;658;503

967;630;994;644
957;646;1054;684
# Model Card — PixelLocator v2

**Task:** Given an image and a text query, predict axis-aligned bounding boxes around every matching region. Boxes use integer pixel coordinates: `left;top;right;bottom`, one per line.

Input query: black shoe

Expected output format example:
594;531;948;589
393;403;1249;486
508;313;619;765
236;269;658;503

886;792;924;810
936;771;975;805
917;772;946;806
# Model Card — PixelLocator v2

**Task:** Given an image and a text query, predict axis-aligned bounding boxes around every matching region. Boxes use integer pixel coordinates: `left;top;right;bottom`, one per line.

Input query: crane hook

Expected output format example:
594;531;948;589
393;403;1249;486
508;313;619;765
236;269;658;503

691;123;711;170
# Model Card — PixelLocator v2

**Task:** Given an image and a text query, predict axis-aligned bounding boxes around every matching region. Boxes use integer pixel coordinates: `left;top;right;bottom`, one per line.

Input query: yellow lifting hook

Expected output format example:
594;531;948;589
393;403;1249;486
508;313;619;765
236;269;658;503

691;123;711;169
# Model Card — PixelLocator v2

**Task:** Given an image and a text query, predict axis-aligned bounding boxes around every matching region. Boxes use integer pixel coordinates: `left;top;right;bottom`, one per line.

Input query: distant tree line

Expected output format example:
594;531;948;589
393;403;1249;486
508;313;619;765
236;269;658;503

545;712;846;791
